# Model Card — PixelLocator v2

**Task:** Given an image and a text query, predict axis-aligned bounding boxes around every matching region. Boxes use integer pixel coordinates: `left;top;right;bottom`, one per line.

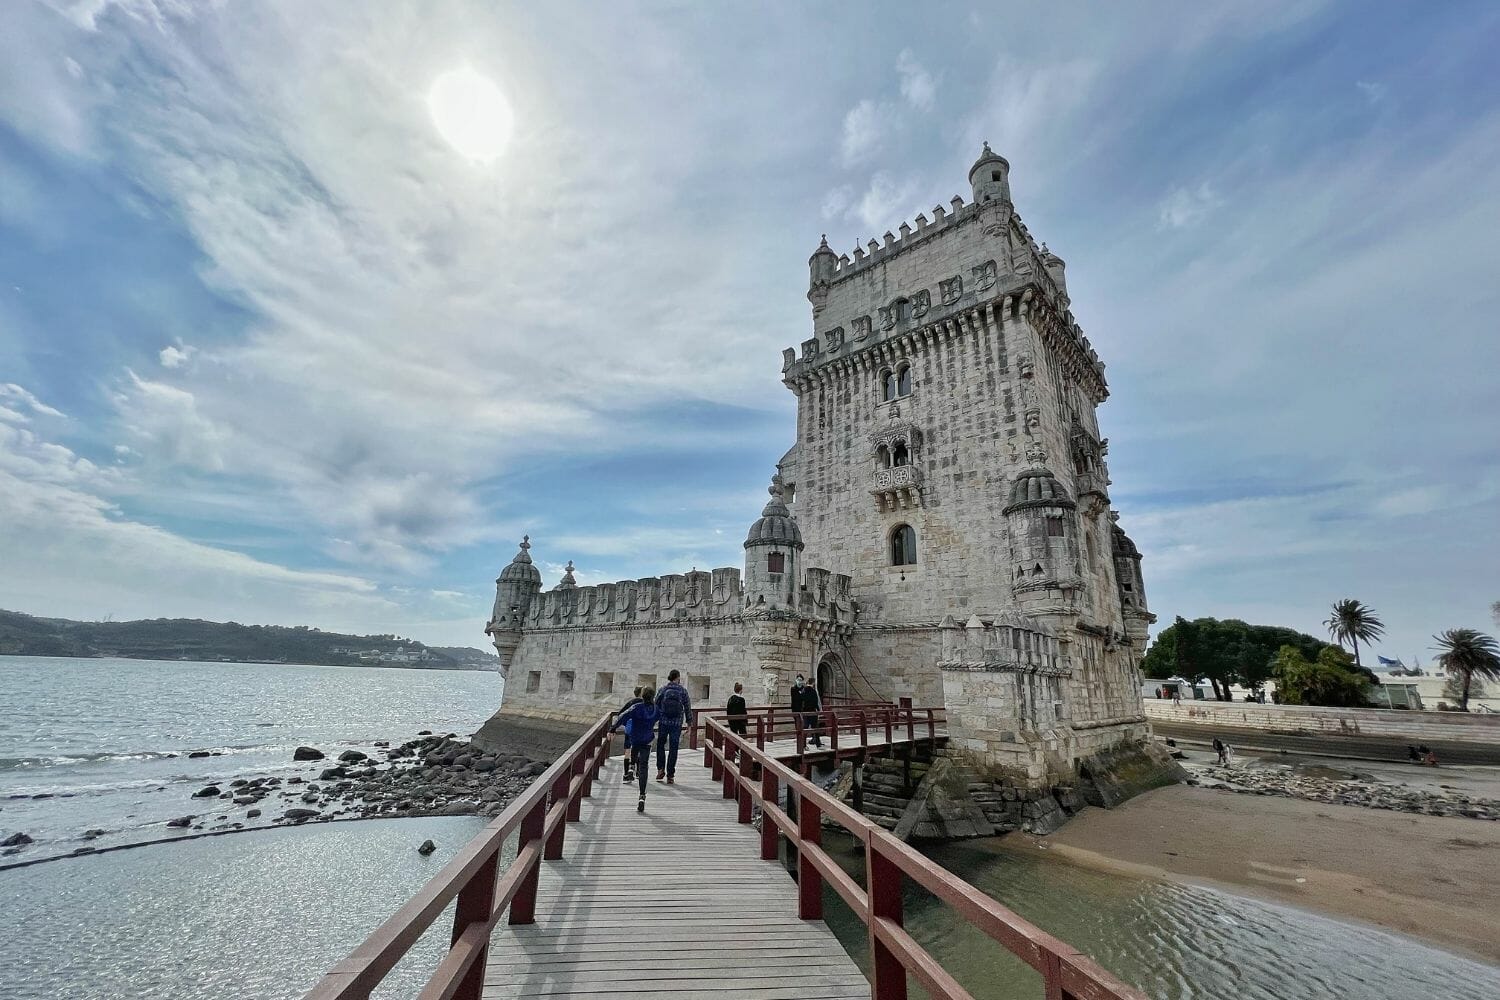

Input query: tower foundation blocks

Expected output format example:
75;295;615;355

480;145;1167;797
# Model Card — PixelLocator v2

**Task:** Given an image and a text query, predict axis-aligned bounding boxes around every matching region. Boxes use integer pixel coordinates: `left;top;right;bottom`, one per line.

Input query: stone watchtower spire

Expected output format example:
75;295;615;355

486;536;543;677
742;473;803;609
968;141;1011;207
807;234;838;314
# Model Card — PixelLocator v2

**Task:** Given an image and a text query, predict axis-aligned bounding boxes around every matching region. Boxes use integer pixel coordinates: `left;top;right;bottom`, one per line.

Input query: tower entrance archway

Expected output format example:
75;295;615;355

816;653;848;701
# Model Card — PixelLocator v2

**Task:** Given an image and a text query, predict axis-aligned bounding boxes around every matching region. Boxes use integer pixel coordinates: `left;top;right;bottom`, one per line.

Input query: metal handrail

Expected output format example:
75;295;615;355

702;713;1148;1000
301;711;616;1000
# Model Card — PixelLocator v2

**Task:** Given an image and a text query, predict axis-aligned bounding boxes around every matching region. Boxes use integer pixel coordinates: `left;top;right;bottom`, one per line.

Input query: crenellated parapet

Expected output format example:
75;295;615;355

937;613;1068;677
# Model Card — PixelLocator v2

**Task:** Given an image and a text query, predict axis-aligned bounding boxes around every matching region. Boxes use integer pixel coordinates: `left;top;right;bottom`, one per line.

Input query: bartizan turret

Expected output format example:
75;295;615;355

485;536;542;678
743;474;803;609
807;234;837;315
1003;467;1082;622
968;141;1011;208
1109;514;1154;658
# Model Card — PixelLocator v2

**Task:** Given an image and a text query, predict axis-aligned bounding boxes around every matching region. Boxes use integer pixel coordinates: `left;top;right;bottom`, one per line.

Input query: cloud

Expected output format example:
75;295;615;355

895;50;935;110
1156;182;1224;230
840;99;896;166
0;383;66;419
158;342;196;368
853;172;919;232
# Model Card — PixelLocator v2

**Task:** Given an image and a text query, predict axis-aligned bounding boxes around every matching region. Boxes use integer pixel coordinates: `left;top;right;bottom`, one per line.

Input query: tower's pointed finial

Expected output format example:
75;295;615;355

520;535;530;552
982;140;992;154
819;233;829;248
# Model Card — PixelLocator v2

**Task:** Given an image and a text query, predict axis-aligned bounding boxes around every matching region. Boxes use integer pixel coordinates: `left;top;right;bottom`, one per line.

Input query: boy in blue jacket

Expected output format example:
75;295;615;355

611;686;659;812
616;686;644;783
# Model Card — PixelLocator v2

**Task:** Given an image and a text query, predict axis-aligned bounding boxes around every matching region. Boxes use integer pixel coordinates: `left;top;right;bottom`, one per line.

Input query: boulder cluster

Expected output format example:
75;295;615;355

1187;763;1499;821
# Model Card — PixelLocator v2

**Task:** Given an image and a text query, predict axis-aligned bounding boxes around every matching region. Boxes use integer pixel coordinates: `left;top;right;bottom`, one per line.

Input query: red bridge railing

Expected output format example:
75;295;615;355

702;713;1148;1000
301;711;615;1000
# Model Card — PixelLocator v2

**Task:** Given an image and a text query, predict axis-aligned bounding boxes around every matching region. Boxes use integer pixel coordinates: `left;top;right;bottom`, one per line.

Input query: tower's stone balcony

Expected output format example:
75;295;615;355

871;465;923;510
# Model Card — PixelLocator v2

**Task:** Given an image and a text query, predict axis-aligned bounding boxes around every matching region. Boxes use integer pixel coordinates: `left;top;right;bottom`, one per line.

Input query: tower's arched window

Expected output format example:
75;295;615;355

894;298;911;323
897;364;912;396
890;524;917;566
881;370;897;402
766;551;785;574
876;444;891;469
892;442;909;467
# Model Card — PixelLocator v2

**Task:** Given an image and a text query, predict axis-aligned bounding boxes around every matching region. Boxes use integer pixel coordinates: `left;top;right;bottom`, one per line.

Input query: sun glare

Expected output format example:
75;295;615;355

426;66;514;163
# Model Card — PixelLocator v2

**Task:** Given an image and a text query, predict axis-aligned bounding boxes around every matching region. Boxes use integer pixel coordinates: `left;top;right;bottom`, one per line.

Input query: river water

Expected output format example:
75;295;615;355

3;656;1497;998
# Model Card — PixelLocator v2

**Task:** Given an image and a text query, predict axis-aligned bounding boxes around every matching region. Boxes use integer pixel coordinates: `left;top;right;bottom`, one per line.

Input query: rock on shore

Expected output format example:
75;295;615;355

1186;761;1499;820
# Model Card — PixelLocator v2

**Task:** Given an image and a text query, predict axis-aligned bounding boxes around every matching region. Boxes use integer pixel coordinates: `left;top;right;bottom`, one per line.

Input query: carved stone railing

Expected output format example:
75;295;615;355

871;465;923;510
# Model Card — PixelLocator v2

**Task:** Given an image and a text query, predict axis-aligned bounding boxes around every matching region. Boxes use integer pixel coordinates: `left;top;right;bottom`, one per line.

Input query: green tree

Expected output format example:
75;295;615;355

1433;628;1500;712
1323;598;1385;672
1143;617;1325;699
1271;645;1372;707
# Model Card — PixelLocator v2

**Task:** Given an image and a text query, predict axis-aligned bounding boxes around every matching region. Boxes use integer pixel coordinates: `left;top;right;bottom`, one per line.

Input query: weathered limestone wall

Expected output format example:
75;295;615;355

496;618;761;725
1145;700;1500;745
847;627;946;705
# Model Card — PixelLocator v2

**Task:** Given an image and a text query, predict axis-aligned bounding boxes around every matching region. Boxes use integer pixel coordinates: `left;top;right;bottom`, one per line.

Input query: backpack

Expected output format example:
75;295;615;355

658;683;687;723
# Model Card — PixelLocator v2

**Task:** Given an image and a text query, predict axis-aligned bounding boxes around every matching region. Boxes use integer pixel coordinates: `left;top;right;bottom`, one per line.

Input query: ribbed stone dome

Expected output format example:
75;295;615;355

967;141;1009;182
1111;522;1141;559
744;475;804;549
1003;467;1075;513
498;536;543;585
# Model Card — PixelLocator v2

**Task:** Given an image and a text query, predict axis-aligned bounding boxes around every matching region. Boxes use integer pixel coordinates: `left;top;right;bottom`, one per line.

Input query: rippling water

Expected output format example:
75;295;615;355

0;656;501;856
820;835;1500;999
0;817;491;999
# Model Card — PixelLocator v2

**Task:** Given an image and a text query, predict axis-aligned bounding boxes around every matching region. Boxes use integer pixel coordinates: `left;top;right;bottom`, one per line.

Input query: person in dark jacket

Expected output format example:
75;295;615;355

611;686;659;812
726;682;748;738
791;674;823;747
615;686;643;783
654;669;693;783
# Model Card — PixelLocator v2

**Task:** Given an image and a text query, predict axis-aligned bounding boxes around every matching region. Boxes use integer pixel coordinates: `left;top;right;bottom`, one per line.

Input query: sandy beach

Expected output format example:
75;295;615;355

1006;784;1500;965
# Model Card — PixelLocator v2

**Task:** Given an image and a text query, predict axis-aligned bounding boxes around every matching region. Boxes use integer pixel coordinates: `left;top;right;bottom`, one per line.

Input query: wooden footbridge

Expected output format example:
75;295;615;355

303;701;1146;1000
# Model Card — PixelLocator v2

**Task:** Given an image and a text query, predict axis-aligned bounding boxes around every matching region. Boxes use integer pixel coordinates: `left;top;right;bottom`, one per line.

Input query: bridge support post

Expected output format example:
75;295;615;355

796;791;823;920
449;848;497;1000
867;842;907;1000
737;751;754;823
544;772;569;860
509;799;546;925
760;770;779;860
710;729;723;781
567;757;585;821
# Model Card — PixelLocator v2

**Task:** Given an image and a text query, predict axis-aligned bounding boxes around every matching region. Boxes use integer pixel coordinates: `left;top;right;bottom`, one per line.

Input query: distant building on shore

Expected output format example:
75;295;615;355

482;146;1160;787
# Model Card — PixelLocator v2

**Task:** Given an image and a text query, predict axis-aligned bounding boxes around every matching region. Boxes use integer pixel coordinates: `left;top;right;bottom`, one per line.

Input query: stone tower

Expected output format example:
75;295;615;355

742;474;803;610
777;143;1155;776
485;536;541;677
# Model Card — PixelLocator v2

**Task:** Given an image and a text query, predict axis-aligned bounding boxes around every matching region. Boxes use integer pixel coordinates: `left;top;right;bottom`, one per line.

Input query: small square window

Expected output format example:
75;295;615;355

694;678;711;702
1046;518;1065;537
637;673;657;694
992;171;1001;182
559;670;575;693
525;671;541;693
767;551;785;573
595;672;615;696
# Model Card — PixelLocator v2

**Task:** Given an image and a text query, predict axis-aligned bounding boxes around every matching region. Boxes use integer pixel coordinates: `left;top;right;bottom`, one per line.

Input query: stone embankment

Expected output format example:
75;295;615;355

1186;762;1499;821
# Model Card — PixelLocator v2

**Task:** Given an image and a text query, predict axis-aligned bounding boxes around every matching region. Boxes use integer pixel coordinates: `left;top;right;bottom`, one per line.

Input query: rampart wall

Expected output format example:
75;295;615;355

1145;699;1500;745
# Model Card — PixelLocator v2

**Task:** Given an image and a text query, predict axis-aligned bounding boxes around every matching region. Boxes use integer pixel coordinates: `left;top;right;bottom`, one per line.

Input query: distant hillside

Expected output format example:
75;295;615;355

0;609;499;671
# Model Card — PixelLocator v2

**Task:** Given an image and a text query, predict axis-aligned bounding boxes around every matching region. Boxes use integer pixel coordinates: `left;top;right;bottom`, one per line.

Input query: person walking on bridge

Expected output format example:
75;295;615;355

615;686;644;784
726;681;748;738
611;686;659;813
654;669;693;784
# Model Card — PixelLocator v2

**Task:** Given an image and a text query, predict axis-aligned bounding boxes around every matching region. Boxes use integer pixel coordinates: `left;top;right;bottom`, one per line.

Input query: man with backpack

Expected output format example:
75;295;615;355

654;669;693;783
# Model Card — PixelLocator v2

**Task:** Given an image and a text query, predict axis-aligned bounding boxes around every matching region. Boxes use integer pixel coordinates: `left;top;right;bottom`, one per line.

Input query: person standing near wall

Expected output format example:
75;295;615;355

654;669;693;784
726;682;748;738
792;674;823;748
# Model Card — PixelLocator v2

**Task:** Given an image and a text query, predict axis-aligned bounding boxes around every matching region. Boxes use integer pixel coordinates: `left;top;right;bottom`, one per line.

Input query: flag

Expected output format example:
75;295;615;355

1377;655;1404;669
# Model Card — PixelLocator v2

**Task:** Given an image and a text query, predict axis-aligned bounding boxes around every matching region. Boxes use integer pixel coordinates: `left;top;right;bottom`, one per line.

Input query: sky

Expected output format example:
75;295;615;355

1;1;1497;661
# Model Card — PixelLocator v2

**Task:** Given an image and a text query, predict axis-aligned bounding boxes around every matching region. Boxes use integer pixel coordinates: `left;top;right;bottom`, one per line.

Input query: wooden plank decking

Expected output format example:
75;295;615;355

482;751;870;1000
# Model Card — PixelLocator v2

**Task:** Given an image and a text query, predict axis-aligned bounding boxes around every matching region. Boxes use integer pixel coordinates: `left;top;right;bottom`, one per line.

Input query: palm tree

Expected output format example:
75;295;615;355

1433;628;1500;712
1324;599;1385;671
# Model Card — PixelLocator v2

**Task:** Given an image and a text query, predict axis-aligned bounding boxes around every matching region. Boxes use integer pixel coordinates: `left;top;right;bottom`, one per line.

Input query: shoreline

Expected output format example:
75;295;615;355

1002;783;1500;966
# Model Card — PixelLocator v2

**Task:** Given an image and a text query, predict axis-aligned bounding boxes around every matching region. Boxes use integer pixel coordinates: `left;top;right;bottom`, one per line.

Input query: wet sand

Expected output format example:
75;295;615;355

1007;784;1500;965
